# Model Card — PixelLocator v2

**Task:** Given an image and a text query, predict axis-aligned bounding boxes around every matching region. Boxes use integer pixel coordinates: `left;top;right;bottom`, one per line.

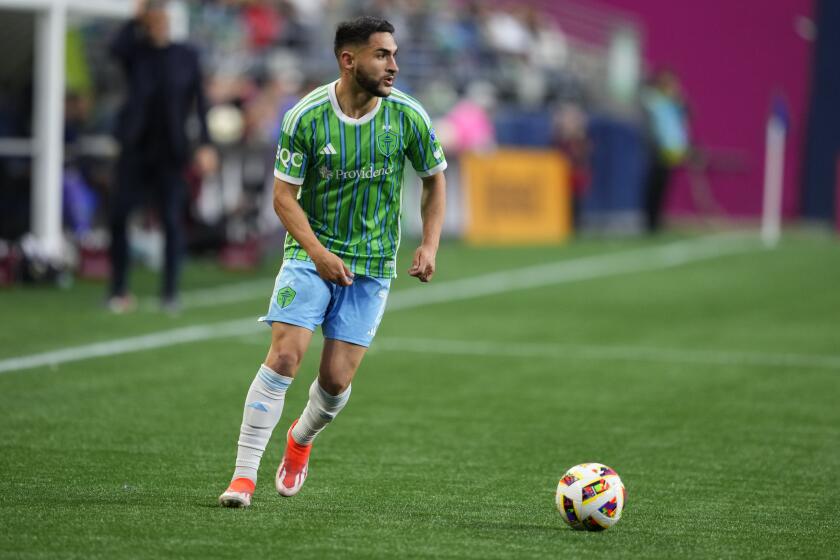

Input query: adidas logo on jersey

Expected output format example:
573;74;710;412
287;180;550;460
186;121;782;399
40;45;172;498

320;143;337;155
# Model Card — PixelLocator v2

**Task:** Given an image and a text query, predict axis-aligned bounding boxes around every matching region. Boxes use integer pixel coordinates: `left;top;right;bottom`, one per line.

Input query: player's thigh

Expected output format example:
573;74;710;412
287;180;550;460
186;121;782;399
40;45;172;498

260;260;332;375
264;322;315;377
318;339;368;394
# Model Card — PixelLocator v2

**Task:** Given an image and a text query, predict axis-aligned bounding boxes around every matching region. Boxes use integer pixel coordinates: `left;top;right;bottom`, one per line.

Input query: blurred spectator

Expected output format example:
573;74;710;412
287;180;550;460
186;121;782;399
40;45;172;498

436;81;497;155
641;69;690;233
523;7;568;73
63;93;99;238
553;102;592;228
445;0;495;90
485;5;530;57
241;2;281;50
106;0;218;313
287;0;327;27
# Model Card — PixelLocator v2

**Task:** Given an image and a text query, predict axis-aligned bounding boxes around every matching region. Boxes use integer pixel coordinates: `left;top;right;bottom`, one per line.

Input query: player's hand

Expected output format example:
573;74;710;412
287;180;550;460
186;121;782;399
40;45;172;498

408;245;436;283
312;249;354;286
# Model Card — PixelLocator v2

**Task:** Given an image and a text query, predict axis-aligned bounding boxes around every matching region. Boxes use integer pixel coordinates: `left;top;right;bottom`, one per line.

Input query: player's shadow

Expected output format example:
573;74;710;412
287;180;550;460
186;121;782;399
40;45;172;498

200;501;246;509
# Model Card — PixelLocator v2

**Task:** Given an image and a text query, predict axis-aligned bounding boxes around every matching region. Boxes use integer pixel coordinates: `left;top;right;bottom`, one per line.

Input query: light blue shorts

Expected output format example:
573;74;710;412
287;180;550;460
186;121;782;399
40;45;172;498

259;259;391;347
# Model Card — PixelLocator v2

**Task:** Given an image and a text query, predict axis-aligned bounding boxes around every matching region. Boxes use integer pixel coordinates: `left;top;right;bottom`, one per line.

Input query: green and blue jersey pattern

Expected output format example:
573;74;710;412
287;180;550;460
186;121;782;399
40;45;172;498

274;81;446;278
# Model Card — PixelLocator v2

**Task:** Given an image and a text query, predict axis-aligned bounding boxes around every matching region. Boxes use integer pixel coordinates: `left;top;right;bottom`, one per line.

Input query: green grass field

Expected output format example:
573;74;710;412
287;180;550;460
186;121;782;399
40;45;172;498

1;232;839;559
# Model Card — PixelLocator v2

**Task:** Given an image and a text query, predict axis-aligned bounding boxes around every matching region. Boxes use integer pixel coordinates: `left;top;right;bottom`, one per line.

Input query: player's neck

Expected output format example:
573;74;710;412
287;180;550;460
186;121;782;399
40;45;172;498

335;77;378;119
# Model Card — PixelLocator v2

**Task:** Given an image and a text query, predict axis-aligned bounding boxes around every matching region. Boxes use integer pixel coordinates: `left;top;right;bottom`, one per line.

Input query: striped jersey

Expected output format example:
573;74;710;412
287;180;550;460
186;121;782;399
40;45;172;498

273;80;447;279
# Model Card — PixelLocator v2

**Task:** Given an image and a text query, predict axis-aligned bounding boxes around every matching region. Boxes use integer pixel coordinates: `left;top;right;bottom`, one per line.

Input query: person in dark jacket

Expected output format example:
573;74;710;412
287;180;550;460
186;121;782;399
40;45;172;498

107;0;217;313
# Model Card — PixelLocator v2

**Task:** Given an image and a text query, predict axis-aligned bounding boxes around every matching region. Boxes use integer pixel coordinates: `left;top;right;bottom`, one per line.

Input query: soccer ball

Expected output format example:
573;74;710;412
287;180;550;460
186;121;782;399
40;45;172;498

556;463;626;531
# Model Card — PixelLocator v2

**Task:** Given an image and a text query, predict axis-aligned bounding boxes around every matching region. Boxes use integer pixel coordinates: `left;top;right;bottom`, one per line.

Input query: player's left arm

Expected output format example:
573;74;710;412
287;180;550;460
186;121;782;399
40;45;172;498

404;102;447;282
408;172;446;283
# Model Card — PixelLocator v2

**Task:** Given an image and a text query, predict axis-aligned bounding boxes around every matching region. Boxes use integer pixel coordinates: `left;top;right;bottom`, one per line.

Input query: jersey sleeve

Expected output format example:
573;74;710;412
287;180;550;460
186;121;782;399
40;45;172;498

273;113;310;185
405;110;447;178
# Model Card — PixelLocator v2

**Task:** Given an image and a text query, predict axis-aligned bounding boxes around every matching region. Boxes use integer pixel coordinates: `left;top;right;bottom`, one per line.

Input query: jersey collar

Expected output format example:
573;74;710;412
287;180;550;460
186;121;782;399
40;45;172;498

328;80;383;126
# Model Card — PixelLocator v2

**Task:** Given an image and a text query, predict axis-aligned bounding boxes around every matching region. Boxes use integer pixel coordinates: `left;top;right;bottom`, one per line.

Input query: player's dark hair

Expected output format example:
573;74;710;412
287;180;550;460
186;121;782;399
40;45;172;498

334;16;395;57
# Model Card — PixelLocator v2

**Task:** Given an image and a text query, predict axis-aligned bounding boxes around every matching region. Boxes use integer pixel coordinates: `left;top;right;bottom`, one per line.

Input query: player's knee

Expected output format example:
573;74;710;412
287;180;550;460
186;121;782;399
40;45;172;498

264;348;303;377
317;375;351;396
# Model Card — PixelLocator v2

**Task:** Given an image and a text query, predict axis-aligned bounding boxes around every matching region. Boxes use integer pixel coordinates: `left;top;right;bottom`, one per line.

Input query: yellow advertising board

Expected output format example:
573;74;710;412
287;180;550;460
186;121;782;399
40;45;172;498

462;150;571;244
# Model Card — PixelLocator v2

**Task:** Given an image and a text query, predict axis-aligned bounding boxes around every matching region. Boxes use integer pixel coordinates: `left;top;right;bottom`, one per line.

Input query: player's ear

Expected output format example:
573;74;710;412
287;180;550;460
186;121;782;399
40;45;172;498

339;50;355;71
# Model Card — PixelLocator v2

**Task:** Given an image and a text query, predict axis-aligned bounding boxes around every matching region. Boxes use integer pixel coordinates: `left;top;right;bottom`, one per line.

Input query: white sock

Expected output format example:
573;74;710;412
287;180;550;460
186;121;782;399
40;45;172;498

232;364;293;482
291;379;351;445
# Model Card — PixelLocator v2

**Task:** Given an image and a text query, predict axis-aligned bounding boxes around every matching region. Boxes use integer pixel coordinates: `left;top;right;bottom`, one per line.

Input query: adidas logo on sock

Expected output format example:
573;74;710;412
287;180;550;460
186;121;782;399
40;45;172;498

246;402;269;412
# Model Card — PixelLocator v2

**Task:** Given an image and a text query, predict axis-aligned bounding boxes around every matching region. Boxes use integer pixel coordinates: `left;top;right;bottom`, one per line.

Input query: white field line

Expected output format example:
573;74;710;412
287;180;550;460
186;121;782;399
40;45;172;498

387;234;756;311
0;235;759;375
141;279;271;311
0;320;259;374
371;338;840;371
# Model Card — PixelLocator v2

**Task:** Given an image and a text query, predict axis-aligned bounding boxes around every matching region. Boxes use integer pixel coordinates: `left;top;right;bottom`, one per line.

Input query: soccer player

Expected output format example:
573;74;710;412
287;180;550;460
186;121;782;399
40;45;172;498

219;16;447;507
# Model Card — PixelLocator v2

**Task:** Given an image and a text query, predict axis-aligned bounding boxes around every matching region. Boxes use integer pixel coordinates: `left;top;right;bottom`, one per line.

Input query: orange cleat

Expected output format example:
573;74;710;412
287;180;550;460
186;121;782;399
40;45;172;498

275;419;312;497
218;477;255;508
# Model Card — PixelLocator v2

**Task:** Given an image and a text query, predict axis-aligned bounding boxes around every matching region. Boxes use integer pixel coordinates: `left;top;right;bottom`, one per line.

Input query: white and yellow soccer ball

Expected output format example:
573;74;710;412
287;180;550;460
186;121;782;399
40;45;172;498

556;463;626;531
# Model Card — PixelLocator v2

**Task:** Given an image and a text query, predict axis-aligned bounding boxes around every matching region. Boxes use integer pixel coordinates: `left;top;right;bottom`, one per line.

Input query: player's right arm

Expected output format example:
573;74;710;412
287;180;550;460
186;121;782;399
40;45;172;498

273;101;353;286
273;178;354;286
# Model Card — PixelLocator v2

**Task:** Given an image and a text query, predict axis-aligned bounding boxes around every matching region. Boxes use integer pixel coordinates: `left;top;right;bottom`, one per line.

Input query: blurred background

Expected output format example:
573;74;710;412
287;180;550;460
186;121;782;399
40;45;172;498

0;0;833;286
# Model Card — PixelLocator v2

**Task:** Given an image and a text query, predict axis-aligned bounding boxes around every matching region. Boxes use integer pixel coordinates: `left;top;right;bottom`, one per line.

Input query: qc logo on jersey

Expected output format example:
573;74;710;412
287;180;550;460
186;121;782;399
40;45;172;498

276;147;304;168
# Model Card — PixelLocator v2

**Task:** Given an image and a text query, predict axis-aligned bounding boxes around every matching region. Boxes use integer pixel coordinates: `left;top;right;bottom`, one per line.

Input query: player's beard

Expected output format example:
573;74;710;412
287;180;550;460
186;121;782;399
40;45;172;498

353;67;392;98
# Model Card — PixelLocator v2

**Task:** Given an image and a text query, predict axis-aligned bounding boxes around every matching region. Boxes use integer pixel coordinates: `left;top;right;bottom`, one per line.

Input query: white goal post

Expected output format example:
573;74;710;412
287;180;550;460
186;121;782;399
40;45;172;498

0;0;133;257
